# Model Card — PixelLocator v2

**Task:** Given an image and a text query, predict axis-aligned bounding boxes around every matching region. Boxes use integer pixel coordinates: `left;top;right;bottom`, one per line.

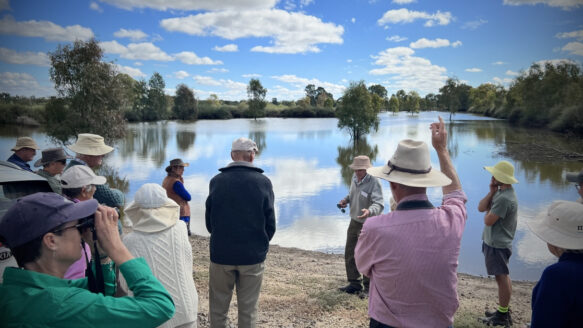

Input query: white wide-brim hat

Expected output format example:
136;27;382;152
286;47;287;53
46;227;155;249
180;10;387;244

367;139;452;187
125;183;179;233
68;133;113;156
527;200;583;250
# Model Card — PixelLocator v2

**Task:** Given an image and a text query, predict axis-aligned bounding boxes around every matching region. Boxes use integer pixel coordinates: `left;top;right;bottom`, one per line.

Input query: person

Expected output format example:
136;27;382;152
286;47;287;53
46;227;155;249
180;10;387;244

527;200;583;327
566;168;583;204
337;155;384;295
162;158;192;236
478;160;519;326
205;137;276;328
60;165;107;279
0;192;175;327
123;183;198;328
355;116;466;328
7;136;39;171
34;147;72;194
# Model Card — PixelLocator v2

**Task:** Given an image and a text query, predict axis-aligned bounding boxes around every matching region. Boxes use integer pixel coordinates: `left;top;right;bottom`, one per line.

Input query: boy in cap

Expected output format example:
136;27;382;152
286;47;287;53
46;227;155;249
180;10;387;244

34;147;72;194
566;168;583;204
7;136;39;171
337;155;384;295
478;160;519;326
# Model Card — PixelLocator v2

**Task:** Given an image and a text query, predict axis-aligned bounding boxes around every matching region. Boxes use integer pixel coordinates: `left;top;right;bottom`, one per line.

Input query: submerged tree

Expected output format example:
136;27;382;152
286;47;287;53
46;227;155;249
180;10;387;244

173;84;197;120
336;81;380;140
247;79;267;119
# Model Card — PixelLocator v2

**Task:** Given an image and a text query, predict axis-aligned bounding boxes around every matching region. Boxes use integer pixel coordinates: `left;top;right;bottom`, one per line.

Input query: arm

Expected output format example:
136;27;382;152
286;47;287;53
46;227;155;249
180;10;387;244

484;194;509;226
354;225;373;277
430;116;461;195
358;179;384;219
478;178;498;212
173;181;191;201
265;182;276;241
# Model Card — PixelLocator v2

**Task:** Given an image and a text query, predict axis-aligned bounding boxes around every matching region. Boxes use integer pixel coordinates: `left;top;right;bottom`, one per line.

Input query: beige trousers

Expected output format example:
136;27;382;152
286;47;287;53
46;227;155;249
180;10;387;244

209;261;265;328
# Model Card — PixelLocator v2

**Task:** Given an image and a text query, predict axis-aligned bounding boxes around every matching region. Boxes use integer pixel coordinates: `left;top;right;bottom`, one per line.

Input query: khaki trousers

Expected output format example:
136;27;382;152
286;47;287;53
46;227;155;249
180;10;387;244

209;261;265;328
345;219;369;289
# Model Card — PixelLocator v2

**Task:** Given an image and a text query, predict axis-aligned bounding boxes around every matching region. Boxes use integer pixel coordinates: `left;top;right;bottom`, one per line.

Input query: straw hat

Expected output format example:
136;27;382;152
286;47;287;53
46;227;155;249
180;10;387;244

165;158;189;172
61;165;106;189
125;183;180;233
349;155;372;170
484;160;518;185
11;137;39;151
566;169;583;184
367;139;452;187
68;133;113;156
34;147;73;167
527;200;583;250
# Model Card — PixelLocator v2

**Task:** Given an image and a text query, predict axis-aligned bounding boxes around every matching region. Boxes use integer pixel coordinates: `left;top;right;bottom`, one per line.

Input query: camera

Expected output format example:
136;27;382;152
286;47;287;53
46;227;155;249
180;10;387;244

337;204;346;213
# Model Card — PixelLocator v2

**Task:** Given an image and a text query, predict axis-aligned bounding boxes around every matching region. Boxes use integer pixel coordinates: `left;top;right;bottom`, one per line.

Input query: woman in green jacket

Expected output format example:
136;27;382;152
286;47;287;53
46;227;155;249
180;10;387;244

0;192;175;327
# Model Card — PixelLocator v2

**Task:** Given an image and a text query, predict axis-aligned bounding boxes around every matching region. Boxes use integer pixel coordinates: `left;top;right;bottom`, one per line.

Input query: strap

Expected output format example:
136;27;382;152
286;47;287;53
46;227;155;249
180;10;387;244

396;200;434;211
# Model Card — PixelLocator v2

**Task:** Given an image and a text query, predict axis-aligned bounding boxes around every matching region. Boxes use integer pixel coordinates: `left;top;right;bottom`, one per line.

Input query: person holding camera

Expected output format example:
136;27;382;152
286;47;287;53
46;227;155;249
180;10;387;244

337;155;384;295
0;192;175;327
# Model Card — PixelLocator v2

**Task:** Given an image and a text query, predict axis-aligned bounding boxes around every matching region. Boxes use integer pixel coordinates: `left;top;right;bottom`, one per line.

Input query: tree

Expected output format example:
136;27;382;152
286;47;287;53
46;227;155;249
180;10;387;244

128;79;148;122
48;38;126;143
388;95;399;114
145;72;166;121
247;79;267;119
173;84;197;120
336;81;380;140
395;89;407;112
368;84;388;99
305;84;317;106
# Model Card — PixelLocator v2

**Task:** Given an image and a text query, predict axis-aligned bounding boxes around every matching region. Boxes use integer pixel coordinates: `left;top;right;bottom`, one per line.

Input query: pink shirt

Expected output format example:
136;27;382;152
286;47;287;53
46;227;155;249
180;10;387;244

64;241;92;280
355;190;467;328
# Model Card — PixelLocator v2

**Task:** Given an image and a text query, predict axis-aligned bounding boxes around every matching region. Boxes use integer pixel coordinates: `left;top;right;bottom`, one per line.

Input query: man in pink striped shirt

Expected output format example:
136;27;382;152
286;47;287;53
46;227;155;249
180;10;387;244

355;117;467;328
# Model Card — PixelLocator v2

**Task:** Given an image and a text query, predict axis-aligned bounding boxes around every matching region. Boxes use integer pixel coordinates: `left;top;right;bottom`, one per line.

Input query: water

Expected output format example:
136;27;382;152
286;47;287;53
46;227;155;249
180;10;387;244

2;111;581;281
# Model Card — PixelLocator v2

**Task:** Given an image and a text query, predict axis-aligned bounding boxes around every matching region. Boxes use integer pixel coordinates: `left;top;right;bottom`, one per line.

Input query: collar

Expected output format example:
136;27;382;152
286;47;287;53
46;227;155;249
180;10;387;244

559;252;583;262
397;193;428;205
353;173;371;185
73;158;88;166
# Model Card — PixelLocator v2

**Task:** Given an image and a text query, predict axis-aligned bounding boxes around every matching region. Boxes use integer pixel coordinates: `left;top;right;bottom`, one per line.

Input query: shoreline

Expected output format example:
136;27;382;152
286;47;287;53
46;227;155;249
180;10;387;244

189;235;536;327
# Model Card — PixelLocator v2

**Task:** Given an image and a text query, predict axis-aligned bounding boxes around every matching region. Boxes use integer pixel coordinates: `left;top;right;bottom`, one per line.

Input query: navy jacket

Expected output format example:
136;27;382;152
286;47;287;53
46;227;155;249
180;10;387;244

7;154;32;172
205;162;276;265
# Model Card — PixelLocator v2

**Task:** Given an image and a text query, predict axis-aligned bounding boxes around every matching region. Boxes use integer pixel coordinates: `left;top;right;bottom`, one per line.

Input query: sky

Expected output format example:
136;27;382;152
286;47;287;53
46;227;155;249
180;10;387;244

0;0;582;101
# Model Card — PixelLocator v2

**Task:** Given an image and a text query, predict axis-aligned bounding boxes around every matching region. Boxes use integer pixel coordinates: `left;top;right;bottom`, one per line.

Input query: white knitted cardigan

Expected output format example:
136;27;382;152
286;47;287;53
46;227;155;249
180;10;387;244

123;221;198;328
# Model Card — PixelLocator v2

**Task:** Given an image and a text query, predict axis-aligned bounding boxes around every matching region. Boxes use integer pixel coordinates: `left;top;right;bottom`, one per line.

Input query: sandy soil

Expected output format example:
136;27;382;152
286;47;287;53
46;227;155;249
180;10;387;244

190;236;535;328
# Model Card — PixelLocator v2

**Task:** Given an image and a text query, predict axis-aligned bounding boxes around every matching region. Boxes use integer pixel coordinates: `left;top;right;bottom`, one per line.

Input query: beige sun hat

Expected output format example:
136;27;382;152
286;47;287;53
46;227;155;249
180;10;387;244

11;137;40;151
484;160;518;184
125;183;180;233
367;139;452;187
68;133;113;156
349;155;372;170
527;200;583;250
61;165;106;189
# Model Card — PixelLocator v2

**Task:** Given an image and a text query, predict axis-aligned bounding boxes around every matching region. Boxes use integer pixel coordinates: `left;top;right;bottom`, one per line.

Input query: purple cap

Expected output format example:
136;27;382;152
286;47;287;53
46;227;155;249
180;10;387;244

0;192;98;248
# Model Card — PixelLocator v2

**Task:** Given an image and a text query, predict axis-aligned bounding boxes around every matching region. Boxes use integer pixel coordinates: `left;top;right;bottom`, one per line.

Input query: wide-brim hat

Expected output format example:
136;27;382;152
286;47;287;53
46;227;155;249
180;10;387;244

165;158;189;172
34;147;73;167
566;169;583;184
11;137;40;151
367;139;452;187
527;200;583;250
68;133;113;156
349;155;372;170
125;183;179;233
484;160;518;184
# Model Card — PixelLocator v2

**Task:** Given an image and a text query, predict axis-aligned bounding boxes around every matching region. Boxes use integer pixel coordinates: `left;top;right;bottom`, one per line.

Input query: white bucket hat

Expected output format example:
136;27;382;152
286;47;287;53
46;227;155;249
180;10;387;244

125;183;180;233
349;155;372;170
527;200;583;250
367;139;452;187
68;133;113;156
61;165;106;189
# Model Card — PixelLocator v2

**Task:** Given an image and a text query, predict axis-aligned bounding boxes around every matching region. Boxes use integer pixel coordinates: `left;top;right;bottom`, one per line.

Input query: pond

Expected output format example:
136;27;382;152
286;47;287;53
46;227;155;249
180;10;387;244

1;111;582;281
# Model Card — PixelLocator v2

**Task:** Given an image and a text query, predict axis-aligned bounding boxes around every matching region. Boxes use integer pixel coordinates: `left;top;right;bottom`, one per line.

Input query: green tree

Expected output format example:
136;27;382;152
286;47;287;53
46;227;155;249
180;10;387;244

247;79;267;119
173;84;197;120
128;79;148;122
406;91;420;114
368;84;388;110
47;38;126;143
336;81;380;140
423;93;438;111
388;94;399;114
395;89;407;112
145;72;166;121
439;78;471;120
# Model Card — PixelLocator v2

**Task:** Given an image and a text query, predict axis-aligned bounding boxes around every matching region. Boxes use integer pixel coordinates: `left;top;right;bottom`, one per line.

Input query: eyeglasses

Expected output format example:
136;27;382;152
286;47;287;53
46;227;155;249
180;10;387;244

52;222;88;234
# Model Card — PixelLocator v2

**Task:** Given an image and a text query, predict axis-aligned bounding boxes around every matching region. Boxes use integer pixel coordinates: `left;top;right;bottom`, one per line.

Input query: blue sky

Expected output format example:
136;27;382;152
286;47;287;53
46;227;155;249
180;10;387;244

0;0;582;101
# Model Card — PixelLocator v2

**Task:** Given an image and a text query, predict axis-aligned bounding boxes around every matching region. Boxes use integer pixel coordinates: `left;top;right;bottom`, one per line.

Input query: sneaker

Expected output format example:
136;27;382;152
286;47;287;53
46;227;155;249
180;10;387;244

479;310;512;327
338;284;362;294
485;309;513;326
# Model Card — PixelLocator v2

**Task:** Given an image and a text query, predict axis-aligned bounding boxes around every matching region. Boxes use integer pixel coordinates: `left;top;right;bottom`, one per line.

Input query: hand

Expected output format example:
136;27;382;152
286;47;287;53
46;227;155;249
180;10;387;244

357;208;370;220
430;116;447;152
338;199;347;208
489;176;499;194
93;205;123;258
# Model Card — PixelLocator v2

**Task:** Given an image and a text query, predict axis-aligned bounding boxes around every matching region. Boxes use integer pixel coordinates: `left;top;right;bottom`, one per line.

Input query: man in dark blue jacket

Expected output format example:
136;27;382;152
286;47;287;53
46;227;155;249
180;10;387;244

205;137;276;328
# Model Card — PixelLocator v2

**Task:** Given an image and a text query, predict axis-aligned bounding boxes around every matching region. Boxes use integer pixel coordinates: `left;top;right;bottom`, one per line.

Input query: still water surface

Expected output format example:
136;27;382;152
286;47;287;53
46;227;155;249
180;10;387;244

2;111;582;281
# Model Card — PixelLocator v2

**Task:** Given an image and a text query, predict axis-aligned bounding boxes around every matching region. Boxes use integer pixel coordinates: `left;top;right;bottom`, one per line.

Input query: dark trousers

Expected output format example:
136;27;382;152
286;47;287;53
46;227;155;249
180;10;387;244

370;318;395;328
345;220;369;289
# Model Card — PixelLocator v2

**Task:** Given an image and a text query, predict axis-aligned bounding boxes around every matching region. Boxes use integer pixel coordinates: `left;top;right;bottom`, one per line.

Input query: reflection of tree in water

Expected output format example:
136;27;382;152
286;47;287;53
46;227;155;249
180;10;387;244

176;130;196;152
249;120;267;156
118;122;170;167
336;138;379;188
96;163;129;194
446;121;459;159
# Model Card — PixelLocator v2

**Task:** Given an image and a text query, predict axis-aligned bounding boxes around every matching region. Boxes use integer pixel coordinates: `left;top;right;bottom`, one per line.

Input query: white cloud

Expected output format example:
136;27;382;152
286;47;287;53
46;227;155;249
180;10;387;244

386;35;407;42
465;68;482;72
175;51;223;65
271;74;346;99
100;0;277;10
369;46;448;95
0;0;10;11
114;28;148;41
101;40;174;61
0;72;54;97
492;61;506;65
242;73;262;78
535;59;578;68
503;0;583;9
160;9;344;54
409;38;461;49
193;75;247;90
134;61;142;66
346;59;352;63
174;70;189;79
351;17;356;23
562;41;583;56
0;47;50;66
378;8;453;27
492;76;514;85
506;70;520;76
461;19;487;30
0;15;93;41
392;0;416;3
556;29;583;40
116;64;146;78
207;68;228;73
300;0;314;6
89;2;103;13
213;44;238;52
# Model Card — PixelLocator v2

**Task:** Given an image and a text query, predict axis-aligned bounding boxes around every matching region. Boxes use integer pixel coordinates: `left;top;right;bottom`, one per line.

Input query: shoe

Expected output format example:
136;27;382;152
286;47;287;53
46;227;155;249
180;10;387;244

485;309;513;326
338;284;362;294
479;310;512;327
